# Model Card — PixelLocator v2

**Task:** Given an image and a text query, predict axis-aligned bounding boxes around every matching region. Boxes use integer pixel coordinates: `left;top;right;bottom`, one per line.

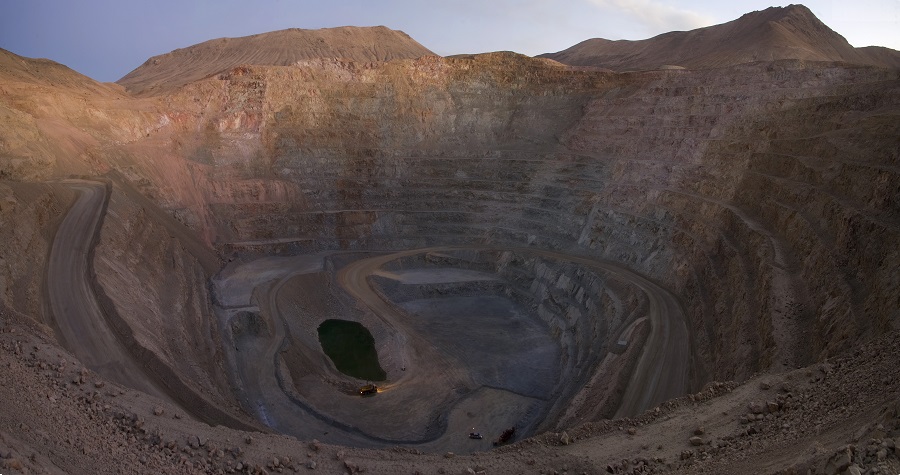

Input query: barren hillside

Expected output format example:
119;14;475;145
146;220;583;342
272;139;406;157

539;5;900;71
117;26;435;95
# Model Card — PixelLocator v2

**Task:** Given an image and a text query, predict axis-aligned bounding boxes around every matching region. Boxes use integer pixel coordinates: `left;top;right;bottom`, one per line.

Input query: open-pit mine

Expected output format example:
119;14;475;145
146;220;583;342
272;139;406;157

0;5;898;474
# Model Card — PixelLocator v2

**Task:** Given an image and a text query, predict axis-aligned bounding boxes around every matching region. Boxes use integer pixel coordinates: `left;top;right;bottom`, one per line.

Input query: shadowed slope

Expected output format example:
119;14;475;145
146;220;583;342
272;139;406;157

117;26;436;95
539;5;900;71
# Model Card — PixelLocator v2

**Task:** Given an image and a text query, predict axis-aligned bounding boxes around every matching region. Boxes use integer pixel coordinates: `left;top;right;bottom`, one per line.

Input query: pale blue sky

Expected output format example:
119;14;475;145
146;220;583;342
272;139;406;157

0;0;897;82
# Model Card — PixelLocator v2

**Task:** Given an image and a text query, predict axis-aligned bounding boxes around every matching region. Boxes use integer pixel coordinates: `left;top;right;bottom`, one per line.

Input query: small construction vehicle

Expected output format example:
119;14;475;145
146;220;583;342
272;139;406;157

358;383;378;396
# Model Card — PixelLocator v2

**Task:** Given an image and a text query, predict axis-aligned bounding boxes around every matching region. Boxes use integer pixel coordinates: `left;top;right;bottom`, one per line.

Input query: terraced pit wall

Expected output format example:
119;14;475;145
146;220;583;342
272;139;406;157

92;54;900;393
373;249;650;423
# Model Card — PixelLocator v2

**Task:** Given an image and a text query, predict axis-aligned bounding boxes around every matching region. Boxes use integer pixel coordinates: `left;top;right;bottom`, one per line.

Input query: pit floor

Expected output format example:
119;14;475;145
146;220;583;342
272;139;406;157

214;251;564;452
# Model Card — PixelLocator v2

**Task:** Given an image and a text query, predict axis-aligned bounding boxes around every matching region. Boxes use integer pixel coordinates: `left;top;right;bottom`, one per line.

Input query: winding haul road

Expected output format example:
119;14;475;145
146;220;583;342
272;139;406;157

48;180;688;448
47;180;166;397
338;247;690;419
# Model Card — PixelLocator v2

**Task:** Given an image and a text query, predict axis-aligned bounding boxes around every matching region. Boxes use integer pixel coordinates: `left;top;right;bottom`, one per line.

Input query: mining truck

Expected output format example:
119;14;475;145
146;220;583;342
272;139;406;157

358;383;378;396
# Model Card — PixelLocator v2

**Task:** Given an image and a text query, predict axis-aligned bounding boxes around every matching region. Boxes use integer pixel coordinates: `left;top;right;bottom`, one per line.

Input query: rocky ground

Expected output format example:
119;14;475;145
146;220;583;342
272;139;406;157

2;308;897;474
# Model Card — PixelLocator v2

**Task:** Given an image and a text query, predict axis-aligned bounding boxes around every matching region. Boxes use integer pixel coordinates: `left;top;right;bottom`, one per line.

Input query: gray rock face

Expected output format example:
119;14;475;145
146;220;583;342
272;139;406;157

156;56;898;386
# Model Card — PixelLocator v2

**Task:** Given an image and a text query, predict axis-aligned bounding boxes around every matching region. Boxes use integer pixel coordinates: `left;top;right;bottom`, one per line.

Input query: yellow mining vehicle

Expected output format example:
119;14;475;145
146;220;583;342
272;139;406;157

358;383;378;396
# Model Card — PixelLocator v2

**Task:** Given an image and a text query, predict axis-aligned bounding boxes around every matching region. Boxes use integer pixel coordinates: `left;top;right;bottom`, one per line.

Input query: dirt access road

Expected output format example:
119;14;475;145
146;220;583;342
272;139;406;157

47;180;266;431
46;180;167;397
338;247;690;419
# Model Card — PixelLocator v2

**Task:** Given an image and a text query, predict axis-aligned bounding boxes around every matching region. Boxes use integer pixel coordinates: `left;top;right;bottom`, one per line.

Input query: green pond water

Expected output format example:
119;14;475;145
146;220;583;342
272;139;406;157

317;319;386;381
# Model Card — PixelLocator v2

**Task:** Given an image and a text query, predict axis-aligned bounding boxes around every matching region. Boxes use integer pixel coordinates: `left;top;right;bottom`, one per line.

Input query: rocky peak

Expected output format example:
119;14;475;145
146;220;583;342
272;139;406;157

539;4;899;70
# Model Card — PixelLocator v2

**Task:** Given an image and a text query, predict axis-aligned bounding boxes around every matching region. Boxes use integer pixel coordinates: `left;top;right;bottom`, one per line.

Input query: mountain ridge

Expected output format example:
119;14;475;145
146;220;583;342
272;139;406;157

539;4;900;71
116;25;436;95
